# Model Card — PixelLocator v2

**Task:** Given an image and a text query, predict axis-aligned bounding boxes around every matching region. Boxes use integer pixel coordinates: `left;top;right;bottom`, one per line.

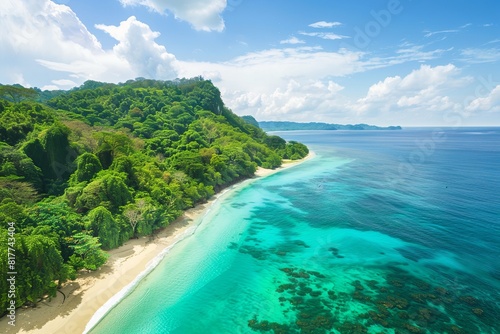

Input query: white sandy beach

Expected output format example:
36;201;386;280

0;152;314;334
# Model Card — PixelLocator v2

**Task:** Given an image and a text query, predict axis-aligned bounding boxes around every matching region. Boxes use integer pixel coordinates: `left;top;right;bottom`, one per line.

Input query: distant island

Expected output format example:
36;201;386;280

244;118;402;131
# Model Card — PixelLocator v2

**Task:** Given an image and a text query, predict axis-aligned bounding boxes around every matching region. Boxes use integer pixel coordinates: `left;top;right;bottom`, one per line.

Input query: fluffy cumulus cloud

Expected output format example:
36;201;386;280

119;0;226;32
175;46;363;121
0;0;108;86
96;17;178;79
0;0;102;55
466;85;500;113
353;64;468;115
226;79;346;121
177;47;366;120
0;0;179;88
3;1;497;125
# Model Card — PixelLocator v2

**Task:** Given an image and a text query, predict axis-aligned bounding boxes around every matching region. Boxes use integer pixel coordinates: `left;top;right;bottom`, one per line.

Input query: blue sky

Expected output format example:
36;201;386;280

1;0;500;126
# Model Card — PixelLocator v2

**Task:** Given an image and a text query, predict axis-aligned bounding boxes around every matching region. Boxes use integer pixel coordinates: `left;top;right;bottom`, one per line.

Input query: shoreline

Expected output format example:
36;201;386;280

0;151;315;334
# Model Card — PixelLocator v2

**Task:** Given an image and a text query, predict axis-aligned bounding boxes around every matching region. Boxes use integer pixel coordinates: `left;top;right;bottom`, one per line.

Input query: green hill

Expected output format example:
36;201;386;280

0;78;308;313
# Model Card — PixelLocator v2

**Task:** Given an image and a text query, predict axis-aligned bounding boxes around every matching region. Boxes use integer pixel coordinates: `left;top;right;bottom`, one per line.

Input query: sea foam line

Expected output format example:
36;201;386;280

82;184;240;333
83;227;194;333
83;154;314;333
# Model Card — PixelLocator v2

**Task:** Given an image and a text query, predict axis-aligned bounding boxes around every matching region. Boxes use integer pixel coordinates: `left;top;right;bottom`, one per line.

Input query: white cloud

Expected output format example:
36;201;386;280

226;79;346;121
309;21;342;28
280;36;305;45
299;32;349;40
0;0;107;85
177;47;363;121
424;29;459;38
353;64;467;115
35;55;132;83
0;1;179;88
41;85;61;91
119;0;226;32
367;46;452;68
2;1;496;126
178;47;365;95
52;79;77;87
96;16;178;79
424;23;472;38
0;0;102;54
398;64;460;89
460;48;500;64
466;85;500;112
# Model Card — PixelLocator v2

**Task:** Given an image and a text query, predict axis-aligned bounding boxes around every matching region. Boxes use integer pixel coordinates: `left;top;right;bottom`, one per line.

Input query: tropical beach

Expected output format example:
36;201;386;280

0;153;314;334
2;1;500;333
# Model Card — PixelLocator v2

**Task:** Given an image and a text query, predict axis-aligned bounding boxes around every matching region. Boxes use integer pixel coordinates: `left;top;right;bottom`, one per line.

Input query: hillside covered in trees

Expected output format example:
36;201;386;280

0;78;308;314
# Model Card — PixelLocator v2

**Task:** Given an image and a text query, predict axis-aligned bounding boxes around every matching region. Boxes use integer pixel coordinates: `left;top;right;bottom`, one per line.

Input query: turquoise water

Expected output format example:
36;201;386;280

89;128;500;333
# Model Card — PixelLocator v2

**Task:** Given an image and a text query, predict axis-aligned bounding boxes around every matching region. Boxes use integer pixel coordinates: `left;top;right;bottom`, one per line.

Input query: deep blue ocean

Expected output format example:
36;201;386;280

89;128;500;334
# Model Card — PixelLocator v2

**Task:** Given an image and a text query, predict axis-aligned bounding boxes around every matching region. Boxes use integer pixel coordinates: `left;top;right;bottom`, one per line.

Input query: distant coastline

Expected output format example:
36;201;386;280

257;121;402;131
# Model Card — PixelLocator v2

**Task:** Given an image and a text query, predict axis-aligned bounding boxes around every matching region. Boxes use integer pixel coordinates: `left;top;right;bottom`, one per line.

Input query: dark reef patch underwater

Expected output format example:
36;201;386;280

243;253;499;333
238;204;499;333
240;129;500;333
89;129;500;334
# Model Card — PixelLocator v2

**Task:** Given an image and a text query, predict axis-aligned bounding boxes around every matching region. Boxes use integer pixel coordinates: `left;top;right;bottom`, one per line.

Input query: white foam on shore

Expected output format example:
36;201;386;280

83;227;194;333
82;183;246;333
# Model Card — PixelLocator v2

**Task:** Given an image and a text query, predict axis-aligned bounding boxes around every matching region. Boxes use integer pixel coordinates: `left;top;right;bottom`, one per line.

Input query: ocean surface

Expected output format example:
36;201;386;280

88;128;500;334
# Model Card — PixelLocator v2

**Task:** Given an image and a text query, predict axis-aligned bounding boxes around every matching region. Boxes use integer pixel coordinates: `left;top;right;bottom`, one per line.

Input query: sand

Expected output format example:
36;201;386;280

0;151;315;334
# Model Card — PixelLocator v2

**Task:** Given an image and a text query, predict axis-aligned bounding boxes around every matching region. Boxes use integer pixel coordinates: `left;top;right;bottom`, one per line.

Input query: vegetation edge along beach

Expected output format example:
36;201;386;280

0;78;310;332
83;152;316;334
4;151;314;334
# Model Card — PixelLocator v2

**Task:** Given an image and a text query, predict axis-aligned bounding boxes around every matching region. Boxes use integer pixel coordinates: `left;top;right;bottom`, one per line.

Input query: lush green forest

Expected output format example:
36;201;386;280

259;121;402;131
0;78;308;314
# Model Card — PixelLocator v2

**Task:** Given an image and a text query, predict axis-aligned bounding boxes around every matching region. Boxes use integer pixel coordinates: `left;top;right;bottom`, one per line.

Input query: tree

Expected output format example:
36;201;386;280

241;115;259;128
69;232;108;271
265;135;286;150
282;141;309;160
22;123;77;189
23;234;64;305
75;172;132;213
0;102;54;145
0;178;38;204
0;201;30;229
0;85;38;102
0;231;64;310
110;156;139;188
123;204;141;238
170;151;205;181
28;200;84;261
95;131;133;168
70;153;102;184
0;143;43;190
86;206;120;249
41;123;78;181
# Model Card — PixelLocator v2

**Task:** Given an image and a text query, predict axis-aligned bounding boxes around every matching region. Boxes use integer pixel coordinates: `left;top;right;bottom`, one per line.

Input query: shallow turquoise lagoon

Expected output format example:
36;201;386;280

89;128;500;334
